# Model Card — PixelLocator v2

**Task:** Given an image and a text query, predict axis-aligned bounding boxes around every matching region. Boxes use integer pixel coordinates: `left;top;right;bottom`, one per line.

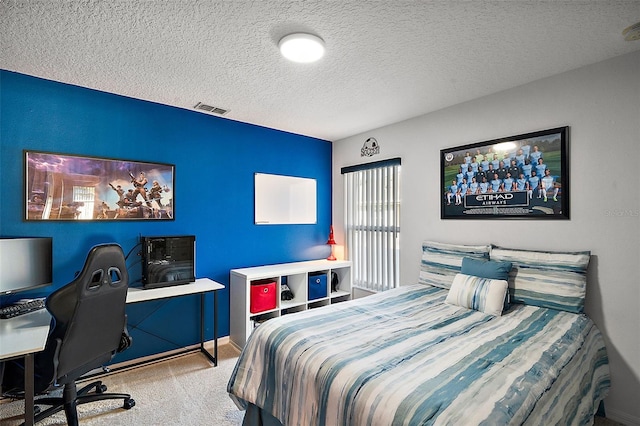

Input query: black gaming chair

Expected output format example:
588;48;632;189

3;243;135;425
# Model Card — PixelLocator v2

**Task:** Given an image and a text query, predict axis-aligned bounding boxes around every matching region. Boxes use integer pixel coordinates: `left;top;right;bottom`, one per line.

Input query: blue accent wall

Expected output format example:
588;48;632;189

0;70;332;361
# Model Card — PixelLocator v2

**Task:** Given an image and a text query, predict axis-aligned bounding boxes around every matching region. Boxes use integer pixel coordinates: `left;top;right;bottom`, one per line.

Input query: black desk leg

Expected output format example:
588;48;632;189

24;353;35;426
214;290;218;366
199;292;217;366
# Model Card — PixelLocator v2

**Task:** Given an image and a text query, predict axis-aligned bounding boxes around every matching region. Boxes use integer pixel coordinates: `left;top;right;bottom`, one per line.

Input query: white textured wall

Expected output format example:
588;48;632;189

332;51;640;425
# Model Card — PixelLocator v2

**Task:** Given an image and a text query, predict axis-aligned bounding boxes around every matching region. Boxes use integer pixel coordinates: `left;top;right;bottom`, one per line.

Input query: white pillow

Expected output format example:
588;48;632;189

445;273;508;317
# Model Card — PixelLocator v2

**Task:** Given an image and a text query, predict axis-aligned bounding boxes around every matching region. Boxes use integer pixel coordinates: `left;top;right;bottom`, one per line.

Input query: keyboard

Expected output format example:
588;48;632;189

0;298;46;319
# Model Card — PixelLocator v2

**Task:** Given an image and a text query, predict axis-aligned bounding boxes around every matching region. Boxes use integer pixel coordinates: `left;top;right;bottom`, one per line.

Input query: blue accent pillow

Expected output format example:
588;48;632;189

461;257;512;280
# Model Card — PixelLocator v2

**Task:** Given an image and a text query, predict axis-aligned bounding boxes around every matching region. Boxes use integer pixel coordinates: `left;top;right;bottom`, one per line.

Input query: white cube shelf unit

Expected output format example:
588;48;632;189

229;259;352;349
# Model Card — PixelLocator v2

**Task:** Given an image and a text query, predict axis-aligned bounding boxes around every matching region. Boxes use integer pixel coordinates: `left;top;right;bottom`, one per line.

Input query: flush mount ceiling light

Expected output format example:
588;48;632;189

278;33;325;63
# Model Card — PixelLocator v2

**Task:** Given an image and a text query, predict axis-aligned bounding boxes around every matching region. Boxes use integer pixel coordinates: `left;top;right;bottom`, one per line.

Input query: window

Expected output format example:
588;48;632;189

342;158;401;292
72;186;95;220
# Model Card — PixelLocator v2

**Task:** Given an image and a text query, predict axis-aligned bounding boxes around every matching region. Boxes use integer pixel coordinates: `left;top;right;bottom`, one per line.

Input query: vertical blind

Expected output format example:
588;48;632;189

342;158;401;292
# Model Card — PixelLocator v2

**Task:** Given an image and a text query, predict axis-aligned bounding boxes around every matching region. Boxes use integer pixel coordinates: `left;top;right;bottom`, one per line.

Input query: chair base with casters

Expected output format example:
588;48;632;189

24;379;135;426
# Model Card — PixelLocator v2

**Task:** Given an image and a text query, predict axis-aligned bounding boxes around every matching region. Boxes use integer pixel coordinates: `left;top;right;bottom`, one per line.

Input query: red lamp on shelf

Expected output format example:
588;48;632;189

326;225;337;261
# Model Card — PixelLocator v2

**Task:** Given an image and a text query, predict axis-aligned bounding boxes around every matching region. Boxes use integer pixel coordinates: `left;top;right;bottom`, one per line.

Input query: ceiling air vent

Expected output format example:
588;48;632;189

194;102;229;116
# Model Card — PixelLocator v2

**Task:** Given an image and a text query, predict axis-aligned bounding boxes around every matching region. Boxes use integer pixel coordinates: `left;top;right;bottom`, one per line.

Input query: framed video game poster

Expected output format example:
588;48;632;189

24;150;175;221
440;127;569;220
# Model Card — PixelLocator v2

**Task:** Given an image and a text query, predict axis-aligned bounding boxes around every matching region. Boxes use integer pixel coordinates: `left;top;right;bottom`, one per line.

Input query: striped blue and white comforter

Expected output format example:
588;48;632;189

228;285;610;426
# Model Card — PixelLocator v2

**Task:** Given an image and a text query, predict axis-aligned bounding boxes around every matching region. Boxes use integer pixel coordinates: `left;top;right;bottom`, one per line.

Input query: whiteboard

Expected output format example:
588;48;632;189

254;173;316;224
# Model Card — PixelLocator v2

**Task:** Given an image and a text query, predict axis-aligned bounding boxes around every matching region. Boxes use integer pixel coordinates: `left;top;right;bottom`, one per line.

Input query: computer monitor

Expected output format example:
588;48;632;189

0;237;53;295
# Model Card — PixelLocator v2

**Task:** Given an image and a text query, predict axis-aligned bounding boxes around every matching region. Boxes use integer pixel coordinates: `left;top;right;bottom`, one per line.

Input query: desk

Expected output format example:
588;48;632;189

125;278;225;367
1;279;223;424
0;309;51;426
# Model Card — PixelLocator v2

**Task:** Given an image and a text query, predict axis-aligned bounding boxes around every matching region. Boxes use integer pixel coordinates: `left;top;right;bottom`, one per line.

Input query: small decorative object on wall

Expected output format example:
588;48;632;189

361;137;380;157
24;150;175;221
440;126;569;220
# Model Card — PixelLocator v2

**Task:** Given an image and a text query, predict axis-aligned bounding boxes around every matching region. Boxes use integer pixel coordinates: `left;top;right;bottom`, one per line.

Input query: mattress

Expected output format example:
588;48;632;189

228;284;610;426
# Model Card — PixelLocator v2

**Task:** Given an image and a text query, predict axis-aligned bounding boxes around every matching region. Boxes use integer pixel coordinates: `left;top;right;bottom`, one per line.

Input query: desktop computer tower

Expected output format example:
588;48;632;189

141;235;195;289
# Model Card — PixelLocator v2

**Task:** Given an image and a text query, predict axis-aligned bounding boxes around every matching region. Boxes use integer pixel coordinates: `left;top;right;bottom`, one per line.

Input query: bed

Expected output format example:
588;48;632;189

227;242;610;426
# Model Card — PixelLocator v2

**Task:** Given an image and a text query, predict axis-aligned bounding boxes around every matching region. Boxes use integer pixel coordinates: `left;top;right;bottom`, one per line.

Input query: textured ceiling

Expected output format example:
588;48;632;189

2;1;639;141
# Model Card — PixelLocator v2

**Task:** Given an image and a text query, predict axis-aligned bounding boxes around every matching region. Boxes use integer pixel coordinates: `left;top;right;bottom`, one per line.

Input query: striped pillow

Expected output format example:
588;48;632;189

490;247;591;313
445;273;508;316
419;241;491;289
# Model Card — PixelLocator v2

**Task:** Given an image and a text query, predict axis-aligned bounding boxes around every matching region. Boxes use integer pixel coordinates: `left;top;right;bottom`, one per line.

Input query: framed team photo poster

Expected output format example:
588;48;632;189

440;126;569;220
24;150;175;221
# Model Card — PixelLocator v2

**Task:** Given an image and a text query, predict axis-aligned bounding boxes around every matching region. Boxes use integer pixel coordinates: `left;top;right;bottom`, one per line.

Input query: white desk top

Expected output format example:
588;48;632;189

0;278;225;359
0;309;51;360
126;277;225;304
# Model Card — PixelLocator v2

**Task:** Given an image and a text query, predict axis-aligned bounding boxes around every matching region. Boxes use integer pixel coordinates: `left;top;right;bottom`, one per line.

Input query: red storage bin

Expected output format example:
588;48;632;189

250;279;277;313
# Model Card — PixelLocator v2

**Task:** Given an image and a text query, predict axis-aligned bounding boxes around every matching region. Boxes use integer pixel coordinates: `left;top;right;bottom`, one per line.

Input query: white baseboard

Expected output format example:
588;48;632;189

607;408;640;426
217;336;230;346
229;340;243;352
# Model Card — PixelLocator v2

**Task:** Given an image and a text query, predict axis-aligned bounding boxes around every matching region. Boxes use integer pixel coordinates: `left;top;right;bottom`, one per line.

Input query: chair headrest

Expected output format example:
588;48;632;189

75;244;128;297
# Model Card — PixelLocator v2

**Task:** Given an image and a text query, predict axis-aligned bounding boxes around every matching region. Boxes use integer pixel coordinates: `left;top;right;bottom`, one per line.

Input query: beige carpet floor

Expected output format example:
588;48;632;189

0;343;625;425
0;344;245;425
